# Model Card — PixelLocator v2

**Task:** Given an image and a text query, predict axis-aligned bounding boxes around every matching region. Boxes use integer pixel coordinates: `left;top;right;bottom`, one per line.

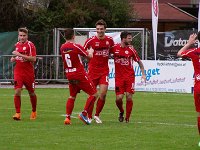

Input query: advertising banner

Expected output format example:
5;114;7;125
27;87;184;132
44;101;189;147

150;30;198;60
108;60;194;93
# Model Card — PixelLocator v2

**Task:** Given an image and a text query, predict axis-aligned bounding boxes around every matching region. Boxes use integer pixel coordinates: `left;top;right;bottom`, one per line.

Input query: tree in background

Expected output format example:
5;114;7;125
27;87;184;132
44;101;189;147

0;0;135;32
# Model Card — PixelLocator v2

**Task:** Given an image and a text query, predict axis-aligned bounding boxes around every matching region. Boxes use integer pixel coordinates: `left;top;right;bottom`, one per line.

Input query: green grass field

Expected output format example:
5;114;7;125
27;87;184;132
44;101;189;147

0;88;199;150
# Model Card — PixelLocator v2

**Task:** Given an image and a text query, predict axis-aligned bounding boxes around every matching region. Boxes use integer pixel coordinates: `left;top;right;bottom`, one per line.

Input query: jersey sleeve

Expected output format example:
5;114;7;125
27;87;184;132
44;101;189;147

29;42;36;56
83;38;92;50
181;48;197;59
130;46;140;62
74;43;88;57
109;45;115;54
110;37;114;48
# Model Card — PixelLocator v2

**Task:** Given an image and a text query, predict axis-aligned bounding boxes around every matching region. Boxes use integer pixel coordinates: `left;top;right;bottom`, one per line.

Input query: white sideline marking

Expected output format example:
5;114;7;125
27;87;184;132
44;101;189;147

61;113;196;127
137;121;195;127
61;114;78;119
2;107;196;127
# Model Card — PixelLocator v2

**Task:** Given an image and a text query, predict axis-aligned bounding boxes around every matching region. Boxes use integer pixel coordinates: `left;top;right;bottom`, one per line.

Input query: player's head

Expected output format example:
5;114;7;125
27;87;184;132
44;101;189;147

120;31;132;45
65;28;75;40
95;19;107;38
18;27;28;43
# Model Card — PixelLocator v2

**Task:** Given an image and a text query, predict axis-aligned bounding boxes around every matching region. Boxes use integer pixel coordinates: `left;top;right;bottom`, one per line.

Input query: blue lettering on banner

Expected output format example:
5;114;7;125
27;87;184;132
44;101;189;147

109;68;115;79
109;66;160;80
134;66;160;81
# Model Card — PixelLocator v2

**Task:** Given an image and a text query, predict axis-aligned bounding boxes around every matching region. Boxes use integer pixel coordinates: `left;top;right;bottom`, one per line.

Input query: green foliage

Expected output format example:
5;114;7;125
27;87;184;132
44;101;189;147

0;0;25;31
0;0;135;31
106;0;133;27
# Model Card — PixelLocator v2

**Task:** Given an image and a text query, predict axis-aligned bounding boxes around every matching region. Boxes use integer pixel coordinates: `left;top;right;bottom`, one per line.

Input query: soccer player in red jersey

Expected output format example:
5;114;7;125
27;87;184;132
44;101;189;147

110;31;146;123
11;27;37;120
84;19;114;123
60;28;98;125
177;32;200;145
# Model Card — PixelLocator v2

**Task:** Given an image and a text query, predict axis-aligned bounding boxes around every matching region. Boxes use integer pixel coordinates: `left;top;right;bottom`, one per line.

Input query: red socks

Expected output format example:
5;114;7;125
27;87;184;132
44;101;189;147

85;96;96;118
30;95;37;112
14;95;21;113
66;98;75;119
115;98;124;113
14;95;37;113
95;98;105;116
126;99;133;120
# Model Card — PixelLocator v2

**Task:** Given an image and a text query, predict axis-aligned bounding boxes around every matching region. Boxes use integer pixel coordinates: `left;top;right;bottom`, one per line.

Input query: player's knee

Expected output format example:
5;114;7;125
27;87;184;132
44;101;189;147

126;93;132;100
28;91;36;96
93;92;98;98
100;94;106;101
15;89;22;96
116;95;123;101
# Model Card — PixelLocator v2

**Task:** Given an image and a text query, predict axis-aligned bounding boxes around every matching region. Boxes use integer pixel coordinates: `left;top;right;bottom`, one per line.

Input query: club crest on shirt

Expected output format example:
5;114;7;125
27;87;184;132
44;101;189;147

95;42;99;46
115;49;120;53
125;50;129;54
106;41;109;45
23;47;26;50
196;74;200;81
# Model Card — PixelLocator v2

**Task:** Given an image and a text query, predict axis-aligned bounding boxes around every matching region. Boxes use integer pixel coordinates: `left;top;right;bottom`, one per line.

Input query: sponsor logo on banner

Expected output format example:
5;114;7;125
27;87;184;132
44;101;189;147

108;60;194;93
149;30;198;59
164;32;188;47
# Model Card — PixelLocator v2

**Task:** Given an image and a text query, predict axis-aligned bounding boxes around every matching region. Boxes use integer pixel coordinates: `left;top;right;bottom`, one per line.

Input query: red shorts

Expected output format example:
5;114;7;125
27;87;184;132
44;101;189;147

115;77;135;95
89;72;109;87
194;82;200;112
68;73;97;97
14;73;35;92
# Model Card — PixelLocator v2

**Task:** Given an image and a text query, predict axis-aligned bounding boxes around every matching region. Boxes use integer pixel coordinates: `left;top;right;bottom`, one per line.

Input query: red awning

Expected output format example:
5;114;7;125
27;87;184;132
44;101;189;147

132;3;197;22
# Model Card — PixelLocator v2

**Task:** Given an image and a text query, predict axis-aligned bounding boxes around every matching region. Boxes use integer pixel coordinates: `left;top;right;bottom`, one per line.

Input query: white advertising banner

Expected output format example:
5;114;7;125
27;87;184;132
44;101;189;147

152;0;159;60
108;60;194;93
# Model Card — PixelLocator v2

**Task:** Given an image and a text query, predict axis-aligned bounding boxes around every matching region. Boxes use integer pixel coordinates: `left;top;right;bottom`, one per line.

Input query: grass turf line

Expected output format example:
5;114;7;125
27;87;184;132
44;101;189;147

0;88;199;150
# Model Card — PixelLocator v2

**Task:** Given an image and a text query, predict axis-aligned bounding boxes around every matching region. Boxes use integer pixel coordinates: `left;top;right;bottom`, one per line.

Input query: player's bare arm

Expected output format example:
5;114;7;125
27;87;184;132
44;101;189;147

177;33;197;57
10;56;16;62
12;50;36;62
138;60;146;82
87;48;94;58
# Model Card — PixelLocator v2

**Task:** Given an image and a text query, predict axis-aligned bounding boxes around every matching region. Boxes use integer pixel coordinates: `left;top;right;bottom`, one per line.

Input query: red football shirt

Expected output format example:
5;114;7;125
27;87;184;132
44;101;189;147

111;44;140;79
60;42;88;78
84;35;114;77
181;48;200;83
14;41;36;75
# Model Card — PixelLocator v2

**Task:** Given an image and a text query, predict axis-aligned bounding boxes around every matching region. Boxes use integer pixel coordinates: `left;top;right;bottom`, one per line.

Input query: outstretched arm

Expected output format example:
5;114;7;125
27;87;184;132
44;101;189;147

137;60;146;82
177;33;197;57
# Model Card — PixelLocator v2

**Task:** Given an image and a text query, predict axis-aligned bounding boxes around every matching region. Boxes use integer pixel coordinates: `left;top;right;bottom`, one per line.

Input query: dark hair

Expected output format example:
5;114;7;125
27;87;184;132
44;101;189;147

120;31;132;40
65;28;74;40
197;31;200;41
95;19;107;28
18;27;28;34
